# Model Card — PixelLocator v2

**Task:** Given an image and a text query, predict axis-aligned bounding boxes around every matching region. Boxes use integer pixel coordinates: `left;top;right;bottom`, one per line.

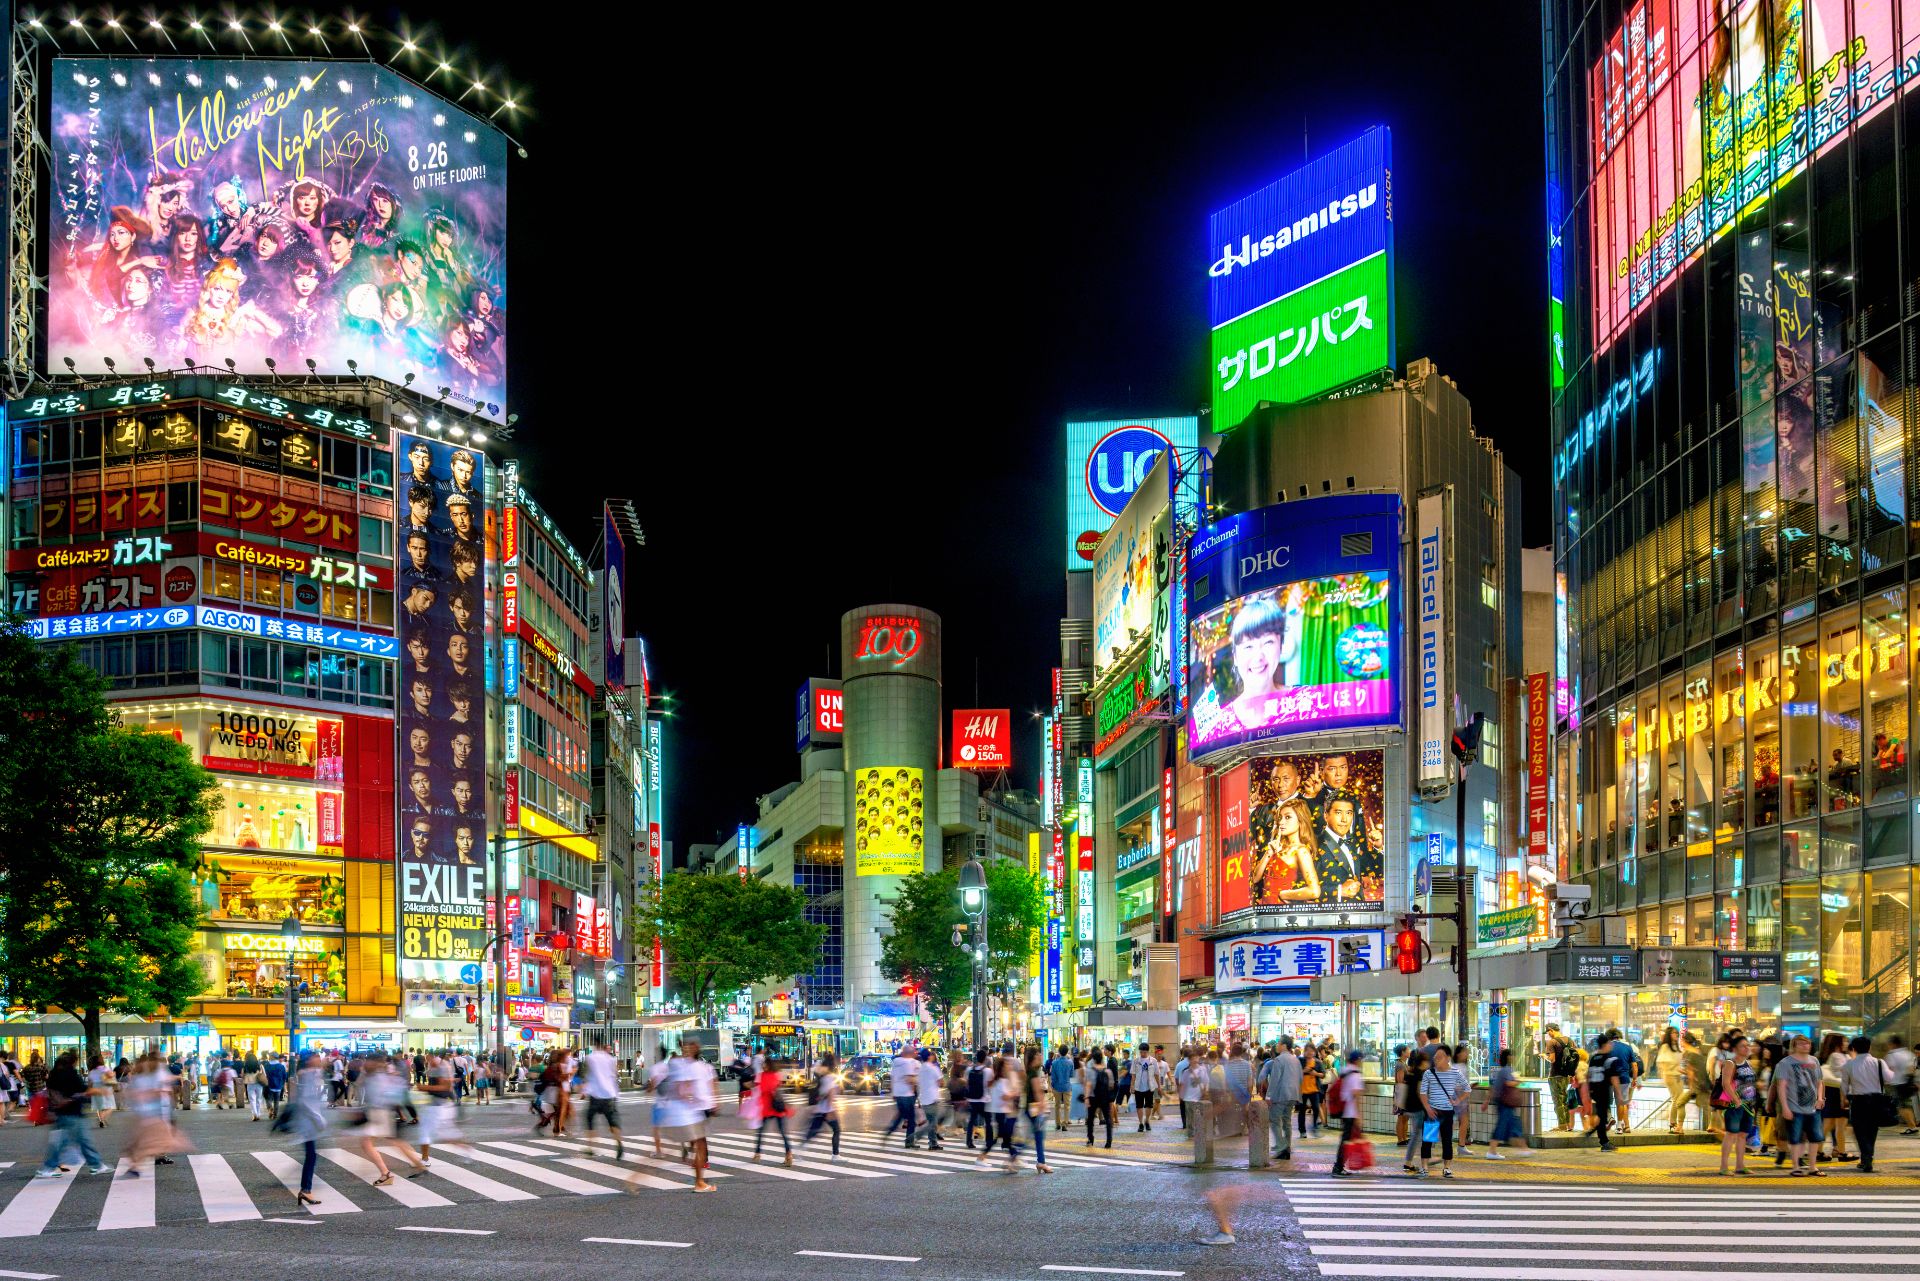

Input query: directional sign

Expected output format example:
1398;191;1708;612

459;963;484;986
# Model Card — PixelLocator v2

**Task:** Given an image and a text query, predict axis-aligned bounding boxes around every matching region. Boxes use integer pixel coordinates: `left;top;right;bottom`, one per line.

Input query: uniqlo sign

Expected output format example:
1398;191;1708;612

814;688;843;736
952;708;1010;770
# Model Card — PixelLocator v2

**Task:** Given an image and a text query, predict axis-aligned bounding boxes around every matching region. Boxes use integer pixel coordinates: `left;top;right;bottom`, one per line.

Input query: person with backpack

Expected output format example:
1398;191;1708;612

1328;1049;1368;1177
1485;1047;1531;1158
965;1050;995;1152
1586;1030;1626;1152
1545;1025;1577;1129
798;1051;842;1160
1084;1049;1115;1148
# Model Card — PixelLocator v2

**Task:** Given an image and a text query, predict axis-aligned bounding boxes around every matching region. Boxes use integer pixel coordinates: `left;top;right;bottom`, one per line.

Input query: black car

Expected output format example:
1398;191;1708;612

841;1054;891;1094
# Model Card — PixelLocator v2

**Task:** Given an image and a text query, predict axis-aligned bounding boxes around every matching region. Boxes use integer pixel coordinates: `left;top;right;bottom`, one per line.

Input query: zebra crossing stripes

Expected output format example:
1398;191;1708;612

250;1151;355;1214
1279;1179;1920;1280
317;1148;454;1208
187;1153;260;1222
96;1160;154;1230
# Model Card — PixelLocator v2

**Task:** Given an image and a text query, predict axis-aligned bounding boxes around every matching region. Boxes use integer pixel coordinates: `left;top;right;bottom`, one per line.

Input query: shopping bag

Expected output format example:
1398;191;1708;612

740;1092;763;1125
1421;1118;1440;1143
1340;1137;1376;1170
26;1091;49;1126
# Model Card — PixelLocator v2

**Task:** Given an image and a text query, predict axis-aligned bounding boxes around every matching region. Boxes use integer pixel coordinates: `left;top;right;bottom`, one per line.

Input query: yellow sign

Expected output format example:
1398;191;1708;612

520;808;597;859
852;767;924;876
220;931;325;953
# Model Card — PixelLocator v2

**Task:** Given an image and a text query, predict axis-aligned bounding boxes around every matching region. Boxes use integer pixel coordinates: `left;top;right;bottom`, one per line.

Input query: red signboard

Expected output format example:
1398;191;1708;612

503;571;519;632
502;506;519;566
951;708;1011;770
37;481;185;538
814;687;843;736
1527;671;1552;856
504;766;520;827
576;893;603;958
317;790;344;858
1216;764;1253;915
201;482;356;551
315;719;344;784
1161;768;1176;917
651;937;664;989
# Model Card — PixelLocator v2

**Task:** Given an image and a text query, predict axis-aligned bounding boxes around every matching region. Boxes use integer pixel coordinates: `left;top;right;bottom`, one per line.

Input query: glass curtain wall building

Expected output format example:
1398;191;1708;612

1545;0;1920;1042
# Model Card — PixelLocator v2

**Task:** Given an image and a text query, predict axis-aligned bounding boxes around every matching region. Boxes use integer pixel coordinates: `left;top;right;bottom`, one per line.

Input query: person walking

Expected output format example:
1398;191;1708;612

1611;1028;1642;1134
1084;1049;1115;1148
645;1046;673;1159
1417;1045;1468;1178
1485;1048;1531;1158
277;1051;330;1205
991;1052;1025;1170
579;1038;626;1161
263;1052;288;1120
353;1054;427;1184
883;1043;920;1148
1819;1033;1857;1161
1022;1047;1053;1173
1545;1025;1576;1130
1655;1027;1688;1132
1048;1048;1074;1130
1328;1050;1367;1177
1776;1035;1825;1176
124;1052;178;1176
799;1051;843;1160
965;1050;995;1152
1258;1038;1301;1160
1887;1034;1919;1134
1297;1047;1322;1139
86;1053;117;1129
649;1037;717;1193
1178;1046;1208;1134
413;1050;460;1168
1400;1049;1430;1172
1842;1034;1893;1173
1586;1030;1625;1152
33;1051;106;1179
1132;1046;1159;1131
914;1048;946;1149
1716;1033;1758;1176
750;1053;792;1166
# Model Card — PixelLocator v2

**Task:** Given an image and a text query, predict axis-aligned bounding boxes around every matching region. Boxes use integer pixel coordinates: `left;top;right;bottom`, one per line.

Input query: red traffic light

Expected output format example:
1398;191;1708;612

897;983;917;997
465;1002;478;1024
1393;926;1424;975
549;931;571;951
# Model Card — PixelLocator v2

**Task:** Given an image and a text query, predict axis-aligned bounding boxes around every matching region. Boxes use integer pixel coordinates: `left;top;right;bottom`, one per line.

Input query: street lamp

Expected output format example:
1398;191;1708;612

958;858;987;1054
279;914;303;1055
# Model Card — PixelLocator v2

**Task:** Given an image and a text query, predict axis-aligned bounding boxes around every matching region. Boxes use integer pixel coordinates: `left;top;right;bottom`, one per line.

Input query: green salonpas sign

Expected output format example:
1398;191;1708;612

1210;250;1391;430
1477;904;1537;945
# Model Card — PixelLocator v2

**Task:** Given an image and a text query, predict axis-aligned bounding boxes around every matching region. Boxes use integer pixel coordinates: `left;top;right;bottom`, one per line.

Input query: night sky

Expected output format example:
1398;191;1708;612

480;17;1551;849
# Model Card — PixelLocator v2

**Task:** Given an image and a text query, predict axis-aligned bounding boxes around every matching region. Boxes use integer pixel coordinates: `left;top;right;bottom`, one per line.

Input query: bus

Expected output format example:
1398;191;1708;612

748;1020;859;1085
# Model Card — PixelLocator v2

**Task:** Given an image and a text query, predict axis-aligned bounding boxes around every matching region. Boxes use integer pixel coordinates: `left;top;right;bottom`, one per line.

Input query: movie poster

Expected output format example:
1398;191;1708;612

396;432;490;970
1220;749;1386;916
49;60;508;419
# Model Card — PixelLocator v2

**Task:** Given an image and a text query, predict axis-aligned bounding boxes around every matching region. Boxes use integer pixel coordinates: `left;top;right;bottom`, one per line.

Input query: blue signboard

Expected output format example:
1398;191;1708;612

504;636;521;699
1064;417;1199;568
795;680;812;751
28;604;398;659
1186;494;1401;760
1045;917;1063;1006
603;508;626;693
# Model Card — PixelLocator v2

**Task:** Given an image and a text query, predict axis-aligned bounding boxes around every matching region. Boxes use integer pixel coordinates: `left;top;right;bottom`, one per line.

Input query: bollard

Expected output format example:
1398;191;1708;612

1246;1095;1270;1168
1191;1101;1215;1166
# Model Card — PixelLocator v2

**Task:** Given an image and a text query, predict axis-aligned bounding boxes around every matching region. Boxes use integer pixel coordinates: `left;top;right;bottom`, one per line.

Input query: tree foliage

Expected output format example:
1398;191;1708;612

0;625;221;1058
880;860;1047;1022
637;871;826;1020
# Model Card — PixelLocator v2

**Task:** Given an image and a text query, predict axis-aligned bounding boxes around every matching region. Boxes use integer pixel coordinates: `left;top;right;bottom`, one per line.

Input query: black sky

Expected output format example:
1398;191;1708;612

471;16;1550;849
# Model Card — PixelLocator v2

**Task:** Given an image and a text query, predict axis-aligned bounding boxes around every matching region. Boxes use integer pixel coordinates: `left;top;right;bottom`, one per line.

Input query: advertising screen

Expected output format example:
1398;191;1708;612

1221;749;1386;916
1209;127;1393;430
1065;417;1198;567
603;507;626;694
49;60;509;419
1186;495;1401;760
1093;451;1171;679
1586;0;1906;349
395;431;489;972
951;709;1010;770
795;677;843;750
852;766;923;876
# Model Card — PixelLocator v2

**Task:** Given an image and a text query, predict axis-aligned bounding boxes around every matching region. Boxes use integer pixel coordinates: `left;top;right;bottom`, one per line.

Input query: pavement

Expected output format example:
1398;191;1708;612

4;1095;1920;1278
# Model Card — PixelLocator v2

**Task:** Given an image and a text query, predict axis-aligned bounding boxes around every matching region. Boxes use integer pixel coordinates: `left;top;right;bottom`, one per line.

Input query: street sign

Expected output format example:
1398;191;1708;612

459;963;484;985
1715;951;1783;983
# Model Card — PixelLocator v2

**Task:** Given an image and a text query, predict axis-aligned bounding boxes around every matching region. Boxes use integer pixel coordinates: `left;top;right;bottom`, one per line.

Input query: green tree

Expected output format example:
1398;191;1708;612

638;871;826;1022
880;860;1046;1039
1;690;221;1059
0;623;114;885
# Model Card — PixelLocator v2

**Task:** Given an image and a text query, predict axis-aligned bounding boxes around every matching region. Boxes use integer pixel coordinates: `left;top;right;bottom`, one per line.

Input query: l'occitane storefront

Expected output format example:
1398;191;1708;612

117;698;399;1052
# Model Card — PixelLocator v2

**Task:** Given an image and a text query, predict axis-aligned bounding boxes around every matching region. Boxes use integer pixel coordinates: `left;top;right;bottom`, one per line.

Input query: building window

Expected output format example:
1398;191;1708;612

1482;798;1499;850
1482;643;1498;691
1481;564;1499;609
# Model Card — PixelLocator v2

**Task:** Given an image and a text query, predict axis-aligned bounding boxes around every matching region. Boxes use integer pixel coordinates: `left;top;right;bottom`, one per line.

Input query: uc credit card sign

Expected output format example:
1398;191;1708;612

1208;127;1393;429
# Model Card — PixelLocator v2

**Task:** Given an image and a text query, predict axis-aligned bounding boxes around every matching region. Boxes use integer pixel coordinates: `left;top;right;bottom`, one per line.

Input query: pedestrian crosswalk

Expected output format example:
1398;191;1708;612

1278;1178;1920;1279
0;1129;1154;1237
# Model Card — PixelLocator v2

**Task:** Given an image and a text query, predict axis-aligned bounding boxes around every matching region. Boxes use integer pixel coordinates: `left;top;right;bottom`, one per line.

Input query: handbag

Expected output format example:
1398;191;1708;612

26;1090;49;1126
1421;1117;1440;1142
1341;1136;1376;1169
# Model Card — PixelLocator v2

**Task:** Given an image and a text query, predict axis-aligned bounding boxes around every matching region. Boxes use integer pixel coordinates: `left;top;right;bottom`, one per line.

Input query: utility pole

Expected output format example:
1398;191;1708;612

1450;712;1486;1047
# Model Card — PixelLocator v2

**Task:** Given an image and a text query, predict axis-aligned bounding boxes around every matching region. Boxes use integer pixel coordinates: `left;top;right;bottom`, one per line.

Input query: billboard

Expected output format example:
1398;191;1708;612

49;60;509;419
1415;491;1450;789
852;766;923;876
1093;452;1172;679
1526;671;1552;857
603;507;626;694
952;709;1011;770
795;677;843;751
1209;127;1394;430
1214;929;1387;991
1065;417;1199;567
1186;494;1401;760
1586;0;1906;349
395;431;489;972
1221;750;1386;916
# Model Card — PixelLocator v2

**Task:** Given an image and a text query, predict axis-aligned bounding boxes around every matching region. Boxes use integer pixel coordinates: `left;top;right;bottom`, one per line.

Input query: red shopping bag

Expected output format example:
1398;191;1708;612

26;1091;50;1126
1339;1136;1375;1170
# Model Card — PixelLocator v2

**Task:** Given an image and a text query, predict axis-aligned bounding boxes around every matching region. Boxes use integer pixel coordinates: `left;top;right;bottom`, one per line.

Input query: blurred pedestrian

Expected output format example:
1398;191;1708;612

1258;1038;1300;1160
799;1051;842;1160
1485;1048;1530;1159
1842;1034;1893;1173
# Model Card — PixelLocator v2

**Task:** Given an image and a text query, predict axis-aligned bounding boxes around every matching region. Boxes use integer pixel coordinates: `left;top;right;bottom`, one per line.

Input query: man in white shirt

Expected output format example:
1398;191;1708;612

883;1047;920;1147
654;1038;717;1193
915;1048;947;1149
1178;1047;1210;1133
579;1039;624;1160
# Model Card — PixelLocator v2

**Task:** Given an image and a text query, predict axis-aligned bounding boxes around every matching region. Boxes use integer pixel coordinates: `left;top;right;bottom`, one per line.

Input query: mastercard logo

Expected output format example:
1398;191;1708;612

1074;530;1102;560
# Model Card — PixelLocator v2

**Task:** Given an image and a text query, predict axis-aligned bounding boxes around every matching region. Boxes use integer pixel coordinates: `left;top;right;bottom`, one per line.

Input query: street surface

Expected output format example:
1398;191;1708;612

6;1096;1920;1277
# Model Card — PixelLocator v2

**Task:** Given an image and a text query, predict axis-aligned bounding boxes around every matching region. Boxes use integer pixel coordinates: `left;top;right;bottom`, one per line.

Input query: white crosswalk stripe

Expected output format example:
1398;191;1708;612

96;1159;153;1230
188;1154;260;1222
1283;1181;1920;1279
318;1148;455;1208
703;1133;895;1177
251;1151;356;1214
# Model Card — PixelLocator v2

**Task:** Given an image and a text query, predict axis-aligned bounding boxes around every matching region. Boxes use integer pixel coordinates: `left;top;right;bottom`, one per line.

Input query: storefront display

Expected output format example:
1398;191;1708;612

204;928;344;1002
201;853;344;926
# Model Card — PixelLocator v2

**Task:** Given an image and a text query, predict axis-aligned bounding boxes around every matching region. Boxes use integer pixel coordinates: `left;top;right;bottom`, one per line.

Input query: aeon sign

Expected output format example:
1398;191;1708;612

854;615;924;667
1086;425;1172;520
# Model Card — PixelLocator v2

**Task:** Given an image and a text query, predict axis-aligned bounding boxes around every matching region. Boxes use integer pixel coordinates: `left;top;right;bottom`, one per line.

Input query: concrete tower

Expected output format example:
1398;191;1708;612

839;604;942;1012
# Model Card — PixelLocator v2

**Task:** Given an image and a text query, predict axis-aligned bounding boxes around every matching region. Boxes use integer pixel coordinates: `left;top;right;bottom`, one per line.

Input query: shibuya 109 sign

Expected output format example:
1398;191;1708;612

1209;127;1394;430
48;60;510;419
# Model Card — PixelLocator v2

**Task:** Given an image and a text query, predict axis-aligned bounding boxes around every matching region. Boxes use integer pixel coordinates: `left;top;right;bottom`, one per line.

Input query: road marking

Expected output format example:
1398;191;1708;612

527;1139;732;1179
319;1149;455;1208
584;1237;694;1248
1297;1207;1920;1220
795;1250;923;1262
252;1151;356;1214
697;1150;830;1182
703;1136;893;1178
97;1158;155;1231
443;1144;620;1195
1039;1268;1184;1278
188;1154;261;1222
469;1140;560;1157
263;1217;321;1225
396;1225;495;1235
376;1147;537;1201
1315;1269;1920;1281
0;1173;78;1238
0;1270;59;1279
552;1156;687;1192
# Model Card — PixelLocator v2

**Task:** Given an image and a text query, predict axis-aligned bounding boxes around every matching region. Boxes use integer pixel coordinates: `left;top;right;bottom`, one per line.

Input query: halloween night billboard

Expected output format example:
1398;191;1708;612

49;60;508;419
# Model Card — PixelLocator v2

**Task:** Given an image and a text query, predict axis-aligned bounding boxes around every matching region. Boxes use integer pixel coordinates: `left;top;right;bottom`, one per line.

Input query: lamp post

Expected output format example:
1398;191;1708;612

958;857;987;1054
279;914;303;1055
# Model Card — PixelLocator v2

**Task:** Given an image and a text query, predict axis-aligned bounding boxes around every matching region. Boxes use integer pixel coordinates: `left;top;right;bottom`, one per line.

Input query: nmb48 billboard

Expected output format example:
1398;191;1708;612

49;60;509;419
1209;128;1394;431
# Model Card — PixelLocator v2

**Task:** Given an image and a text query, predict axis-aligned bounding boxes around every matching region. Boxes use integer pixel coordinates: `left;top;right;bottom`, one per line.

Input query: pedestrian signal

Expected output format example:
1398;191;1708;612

1393;926;1424;975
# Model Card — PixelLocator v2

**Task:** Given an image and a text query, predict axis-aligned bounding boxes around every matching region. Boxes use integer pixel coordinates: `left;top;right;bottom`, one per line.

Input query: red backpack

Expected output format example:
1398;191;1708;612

1323;1069;1347;1114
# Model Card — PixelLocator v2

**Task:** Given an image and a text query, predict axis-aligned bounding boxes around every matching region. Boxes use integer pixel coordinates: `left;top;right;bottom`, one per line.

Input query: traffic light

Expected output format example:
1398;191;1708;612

549;930;571;951
1451;712;1487;766
465;1002;478;1024
897;983;917;997
1393;924;1424;975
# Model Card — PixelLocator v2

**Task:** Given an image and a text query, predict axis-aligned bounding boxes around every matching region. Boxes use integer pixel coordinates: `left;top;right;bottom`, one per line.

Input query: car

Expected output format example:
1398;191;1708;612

842;1054;891;1094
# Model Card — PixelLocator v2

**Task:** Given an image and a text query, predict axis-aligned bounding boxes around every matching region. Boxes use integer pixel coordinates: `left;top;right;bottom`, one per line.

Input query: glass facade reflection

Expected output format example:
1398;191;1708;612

1547;0;1920;1041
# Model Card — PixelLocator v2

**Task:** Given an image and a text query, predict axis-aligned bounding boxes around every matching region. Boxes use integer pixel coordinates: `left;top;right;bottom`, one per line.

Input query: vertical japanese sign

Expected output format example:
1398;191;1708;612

603;505;626;694
1416;491;1449;789
648;714;666;996
1527;671;1552;856
1161;768;1177;919
315;717;344;859
396;432;489;973
738;823;757;880
1074;836;1095;999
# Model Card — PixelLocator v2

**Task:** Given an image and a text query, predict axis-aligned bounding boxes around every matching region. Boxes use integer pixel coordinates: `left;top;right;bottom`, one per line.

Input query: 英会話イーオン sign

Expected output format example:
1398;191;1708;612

1208;127;1394;430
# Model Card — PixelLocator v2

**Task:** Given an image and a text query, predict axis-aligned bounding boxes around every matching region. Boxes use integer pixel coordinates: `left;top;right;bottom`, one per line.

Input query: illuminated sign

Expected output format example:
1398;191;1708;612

853;615;925;667
504;765;520;826
1209;127;1394;429
1045;918;1062;1006
1075;838;1095;944
503;571;519;632
603;506;626;694
951;709;1011;770
795;678;843;751
1094;661;1156;755
852;767;923;876
1214;930;1385;991
1526;671;1551;856
1161;769;1177;918
1187;494;1400;760
220;930;326;954
7;377;382;442
504;637;521;699
24;604;397;658
1416;491;1448;788
520;620;594;696
200;482;357;552
1219;750;1386;916
396;432;490;968
49;60;510;419
1065;418;1198;568
506;997;545;1023
737;824;758;880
